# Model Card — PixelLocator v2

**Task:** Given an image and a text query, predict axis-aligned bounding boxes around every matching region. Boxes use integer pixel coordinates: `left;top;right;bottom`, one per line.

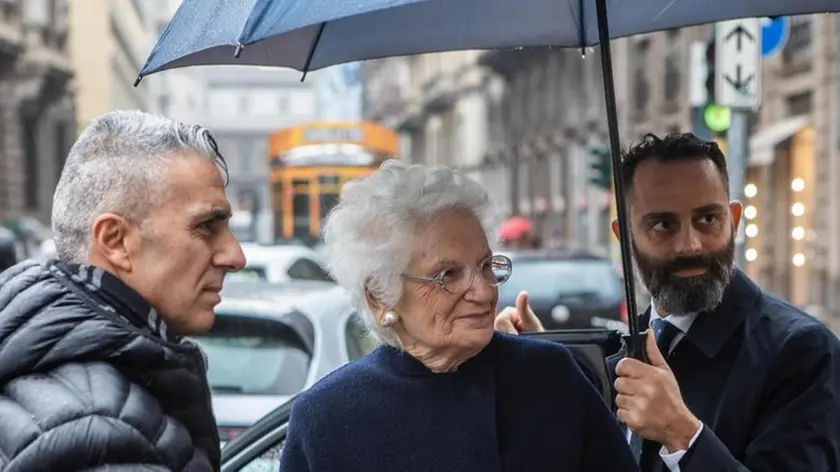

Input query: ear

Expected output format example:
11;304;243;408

729;200;743;234
610;218;620;241
90;213;134;271
364;285;386;316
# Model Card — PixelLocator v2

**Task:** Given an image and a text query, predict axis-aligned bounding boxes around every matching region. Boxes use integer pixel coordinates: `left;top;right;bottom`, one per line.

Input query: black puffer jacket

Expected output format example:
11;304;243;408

0;261;220;471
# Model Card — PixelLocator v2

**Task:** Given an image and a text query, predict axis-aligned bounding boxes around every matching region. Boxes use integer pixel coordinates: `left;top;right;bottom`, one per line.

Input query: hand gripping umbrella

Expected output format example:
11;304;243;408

137;0;840;361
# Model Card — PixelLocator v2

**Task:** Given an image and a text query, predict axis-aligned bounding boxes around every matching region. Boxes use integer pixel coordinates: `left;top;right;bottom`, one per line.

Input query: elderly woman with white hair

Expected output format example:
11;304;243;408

280;160;638;472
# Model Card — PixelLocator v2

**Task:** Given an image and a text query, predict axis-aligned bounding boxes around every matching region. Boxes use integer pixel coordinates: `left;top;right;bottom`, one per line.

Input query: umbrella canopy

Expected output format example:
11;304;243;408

138;0;840;359
138;0;836;78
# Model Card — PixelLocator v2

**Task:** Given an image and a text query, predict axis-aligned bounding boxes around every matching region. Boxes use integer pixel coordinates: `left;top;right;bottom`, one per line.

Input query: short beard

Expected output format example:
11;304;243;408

633;235;735;315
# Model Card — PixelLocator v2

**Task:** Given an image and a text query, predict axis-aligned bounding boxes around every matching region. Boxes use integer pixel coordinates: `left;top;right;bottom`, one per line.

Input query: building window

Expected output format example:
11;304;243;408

239;139;254;173
663;36;681;103
786;92;812;116
633;39;651;114
22;112;38;210
55;121;68;183
782;16;812;65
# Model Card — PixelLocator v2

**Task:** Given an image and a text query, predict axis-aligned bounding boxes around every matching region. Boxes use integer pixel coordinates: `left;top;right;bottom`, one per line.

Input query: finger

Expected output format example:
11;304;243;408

615;358;649;379
616;407;637;428
494;314;519;335
515;291;529;313
645;328;668;368
614;376;646;395
614;393;632;410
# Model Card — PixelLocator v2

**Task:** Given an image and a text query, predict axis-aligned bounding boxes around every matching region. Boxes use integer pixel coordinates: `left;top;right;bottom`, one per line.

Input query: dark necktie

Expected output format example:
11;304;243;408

629;319;682;470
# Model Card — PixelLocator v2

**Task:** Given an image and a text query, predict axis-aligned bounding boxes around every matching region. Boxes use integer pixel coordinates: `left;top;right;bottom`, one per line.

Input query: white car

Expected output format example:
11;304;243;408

193;281;377;445
232;243;333;284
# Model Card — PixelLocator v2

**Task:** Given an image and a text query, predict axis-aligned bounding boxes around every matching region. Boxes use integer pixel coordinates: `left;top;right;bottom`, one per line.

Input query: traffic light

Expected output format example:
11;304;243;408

704;36;715;104
589;147;612;190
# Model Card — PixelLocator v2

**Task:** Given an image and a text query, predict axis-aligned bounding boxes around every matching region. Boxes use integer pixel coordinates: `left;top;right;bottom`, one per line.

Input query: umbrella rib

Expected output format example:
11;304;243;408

577;0;585;53
301;22;327;82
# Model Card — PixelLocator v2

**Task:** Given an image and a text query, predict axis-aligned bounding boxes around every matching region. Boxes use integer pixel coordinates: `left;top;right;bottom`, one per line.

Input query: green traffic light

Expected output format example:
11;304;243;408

703;103;730;133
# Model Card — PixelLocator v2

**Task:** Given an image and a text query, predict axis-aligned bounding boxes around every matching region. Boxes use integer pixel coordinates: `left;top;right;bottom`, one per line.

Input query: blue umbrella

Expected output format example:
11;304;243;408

138;0;835;77
137;0;840;360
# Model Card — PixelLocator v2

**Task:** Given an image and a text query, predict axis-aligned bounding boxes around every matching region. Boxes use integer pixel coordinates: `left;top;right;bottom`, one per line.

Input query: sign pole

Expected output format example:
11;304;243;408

727;110;749;269
715;18;762;270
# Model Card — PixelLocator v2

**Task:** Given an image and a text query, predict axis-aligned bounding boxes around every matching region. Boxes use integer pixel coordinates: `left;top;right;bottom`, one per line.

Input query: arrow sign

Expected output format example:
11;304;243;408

725;65;754;92
725;25;755;51
715;19;762;109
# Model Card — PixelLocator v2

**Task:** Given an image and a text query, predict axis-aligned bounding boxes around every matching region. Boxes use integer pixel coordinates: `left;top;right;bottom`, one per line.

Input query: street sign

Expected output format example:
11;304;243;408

715;19;762;109
761;17;790;58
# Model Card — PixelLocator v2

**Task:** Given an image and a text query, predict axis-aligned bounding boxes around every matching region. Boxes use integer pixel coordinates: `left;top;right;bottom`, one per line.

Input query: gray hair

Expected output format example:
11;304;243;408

52;110;228;263
322;159;497;346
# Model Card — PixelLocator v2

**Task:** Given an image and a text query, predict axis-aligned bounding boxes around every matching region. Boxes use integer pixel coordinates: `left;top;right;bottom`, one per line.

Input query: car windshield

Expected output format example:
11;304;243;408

190;314;311;395
499;259;622;300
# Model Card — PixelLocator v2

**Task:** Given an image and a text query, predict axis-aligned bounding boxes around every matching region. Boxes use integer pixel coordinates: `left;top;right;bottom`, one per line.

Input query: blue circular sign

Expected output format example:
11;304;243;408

761;17;790;58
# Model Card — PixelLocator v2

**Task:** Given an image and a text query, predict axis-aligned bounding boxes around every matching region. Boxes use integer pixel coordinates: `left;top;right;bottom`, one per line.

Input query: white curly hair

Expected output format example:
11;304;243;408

322;159;498;346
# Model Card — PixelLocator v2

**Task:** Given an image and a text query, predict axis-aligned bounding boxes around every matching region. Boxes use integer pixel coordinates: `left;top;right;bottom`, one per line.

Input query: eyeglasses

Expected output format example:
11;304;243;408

402;254;513;295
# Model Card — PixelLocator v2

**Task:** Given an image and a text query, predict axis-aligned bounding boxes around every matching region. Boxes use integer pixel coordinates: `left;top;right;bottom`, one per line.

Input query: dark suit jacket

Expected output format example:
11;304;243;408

607;268;840;471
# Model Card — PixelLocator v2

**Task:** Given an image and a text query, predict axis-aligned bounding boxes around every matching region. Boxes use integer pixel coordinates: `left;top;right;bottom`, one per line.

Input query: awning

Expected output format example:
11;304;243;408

749;115;810;166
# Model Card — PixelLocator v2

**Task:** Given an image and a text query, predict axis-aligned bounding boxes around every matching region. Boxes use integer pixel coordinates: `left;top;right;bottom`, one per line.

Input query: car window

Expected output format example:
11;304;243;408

227;265;269;283
191;315;311;395
345;313;380;361
287;258;334;282
498;259;622;301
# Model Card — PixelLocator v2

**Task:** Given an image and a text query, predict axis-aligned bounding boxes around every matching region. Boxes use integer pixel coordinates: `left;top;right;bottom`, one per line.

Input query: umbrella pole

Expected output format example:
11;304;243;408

593;0;649;362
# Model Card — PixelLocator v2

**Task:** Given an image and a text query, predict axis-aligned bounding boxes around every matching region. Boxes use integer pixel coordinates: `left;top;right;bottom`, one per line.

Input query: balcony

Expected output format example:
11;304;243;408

478;47;547;79
421;74;456;114
391;96;424;132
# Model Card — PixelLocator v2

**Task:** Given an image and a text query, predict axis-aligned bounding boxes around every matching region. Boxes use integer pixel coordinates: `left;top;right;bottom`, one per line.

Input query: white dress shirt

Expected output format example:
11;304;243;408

625;305;704;472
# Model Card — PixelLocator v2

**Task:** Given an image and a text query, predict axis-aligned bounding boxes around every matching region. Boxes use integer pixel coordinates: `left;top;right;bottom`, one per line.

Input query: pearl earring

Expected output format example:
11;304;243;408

382;312;397;327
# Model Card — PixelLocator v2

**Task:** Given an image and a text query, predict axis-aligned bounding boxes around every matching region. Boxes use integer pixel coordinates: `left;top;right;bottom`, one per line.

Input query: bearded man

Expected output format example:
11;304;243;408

496;132;840;472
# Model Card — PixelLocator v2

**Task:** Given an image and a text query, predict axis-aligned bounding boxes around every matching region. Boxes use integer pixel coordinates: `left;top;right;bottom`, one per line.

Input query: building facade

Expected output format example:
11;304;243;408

68;0;152;133
361;15;840;328
201;66;319;243
478;47;613;252
363;52;505;216
0;0;77;225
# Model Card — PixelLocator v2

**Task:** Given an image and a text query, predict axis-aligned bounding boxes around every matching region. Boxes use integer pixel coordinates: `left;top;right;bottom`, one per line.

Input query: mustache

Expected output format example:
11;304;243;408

663;253;714;273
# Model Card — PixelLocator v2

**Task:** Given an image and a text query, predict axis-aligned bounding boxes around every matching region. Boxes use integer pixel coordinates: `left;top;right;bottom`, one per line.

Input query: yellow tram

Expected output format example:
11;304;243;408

268;120;399;241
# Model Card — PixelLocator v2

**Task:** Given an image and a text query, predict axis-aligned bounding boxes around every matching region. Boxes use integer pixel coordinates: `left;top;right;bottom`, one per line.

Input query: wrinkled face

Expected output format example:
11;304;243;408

626;157;741;315
393;209;498;354
121;153;246;334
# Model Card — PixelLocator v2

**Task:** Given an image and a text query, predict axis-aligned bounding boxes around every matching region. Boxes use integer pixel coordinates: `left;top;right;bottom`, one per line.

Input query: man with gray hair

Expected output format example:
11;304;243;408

0;110;245;470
